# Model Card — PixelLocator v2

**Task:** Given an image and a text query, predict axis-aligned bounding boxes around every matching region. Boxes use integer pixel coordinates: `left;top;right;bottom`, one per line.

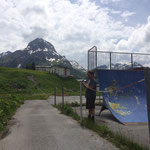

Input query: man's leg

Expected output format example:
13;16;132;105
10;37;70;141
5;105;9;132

88;109;95;121
88;109;92;118
87;98;91;118
91;109;95;121
91;95;96;121
91;109;95;116
87;96;95;120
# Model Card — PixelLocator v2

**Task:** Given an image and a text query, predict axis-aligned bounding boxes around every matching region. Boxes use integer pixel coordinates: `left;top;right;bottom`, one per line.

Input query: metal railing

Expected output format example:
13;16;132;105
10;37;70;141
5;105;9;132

88;46;150;71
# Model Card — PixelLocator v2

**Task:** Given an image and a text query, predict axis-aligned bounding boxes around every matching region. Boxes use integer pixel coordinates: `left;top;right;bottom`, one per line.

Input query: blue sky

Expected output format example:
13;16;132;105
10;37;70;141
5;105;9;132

97;0;150;26
0;0;150;68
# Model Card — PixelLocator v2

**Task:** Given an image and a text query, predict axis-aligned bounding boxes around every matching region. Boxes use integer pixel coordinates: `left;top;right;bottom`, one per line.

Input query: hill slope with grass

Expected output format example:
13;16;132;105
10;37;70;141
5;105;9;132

0;67;81;99
0;66;83;135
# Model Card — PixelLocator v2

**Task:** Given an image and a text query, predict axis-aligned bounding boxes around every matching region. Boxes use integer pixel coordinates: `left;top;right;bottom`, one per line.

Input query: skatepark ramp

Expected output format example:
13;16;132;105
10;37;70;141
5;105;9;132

97;69;148;125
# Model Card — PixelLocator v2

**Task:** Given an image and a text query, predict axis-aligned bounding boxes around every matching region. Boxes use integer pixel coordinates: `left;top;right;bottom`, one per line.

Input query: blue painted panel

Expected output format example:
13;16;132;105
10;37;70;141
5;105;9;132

97;70;148;124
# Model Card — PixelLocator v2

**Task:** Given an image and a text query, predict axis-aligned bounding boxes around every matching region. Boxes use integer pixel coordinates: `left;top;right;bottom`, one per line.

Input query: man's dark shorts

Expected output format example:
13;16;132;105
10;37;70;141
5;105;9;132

86;95;96;109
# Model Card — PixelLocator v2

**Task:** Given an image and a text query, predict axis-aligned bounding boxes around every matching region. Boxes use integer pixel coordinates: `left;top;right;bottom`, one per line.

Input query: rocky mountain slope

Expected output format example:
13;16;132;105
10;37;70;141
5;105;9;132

70;60;86;72
0;51;12;58
0;38;87;79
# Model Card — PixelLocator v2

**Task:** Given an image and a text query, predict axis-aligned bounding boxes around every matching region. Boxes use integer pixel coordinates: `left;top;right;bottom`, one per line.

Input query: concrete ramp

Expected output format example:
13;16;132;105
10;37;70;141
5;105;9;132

97;70;148;124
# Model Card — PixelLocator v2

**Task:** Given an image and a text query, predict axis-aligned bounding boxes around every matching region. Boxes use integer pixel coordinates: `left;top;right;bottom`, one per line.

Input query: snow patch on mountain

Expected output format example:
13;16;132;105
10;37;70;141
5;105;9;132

28;50;33;54
26;46;30;50
61;56;67;60
17;64;21;68
70;60;86;72
46;57;55;62
28;48;42;54
57;59;60;62
43;48;48;52
0;51;11;58
52;51;60;56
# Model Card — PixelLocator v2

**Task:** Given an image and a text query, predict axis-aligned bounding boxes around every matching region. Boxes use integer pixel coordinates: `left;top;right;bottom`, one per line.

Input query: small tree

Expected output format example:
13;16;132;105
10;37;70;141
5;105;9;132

26;62;35;70
32;62;35;70
26;64;31;69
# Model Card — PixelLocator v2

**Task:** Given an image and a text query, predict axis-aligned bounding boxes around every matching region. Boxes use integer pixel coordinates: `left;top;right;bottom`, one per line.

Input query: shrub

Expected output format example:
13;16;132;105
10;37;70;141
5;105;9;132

0;95;24;132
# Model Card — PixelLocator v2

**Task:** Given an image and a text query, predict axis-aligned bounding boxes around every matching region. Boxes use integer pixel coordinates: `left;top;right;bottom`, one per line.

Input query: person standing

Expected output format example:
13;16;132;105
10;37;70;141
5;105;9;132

82;71;97;121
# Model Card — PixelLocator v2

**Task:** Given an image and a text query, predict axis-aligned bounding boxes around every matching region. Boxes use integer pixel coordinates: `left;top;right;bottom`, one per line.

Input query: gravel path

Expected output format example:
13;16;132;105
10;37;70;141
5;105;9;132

0;100;118;150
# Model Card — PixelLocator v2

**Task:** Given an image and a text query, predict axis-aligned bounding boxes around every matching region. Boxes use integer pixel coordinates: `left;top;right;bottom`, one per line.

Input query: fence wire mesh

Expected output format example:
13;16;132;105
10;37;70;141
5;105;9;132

88;46;150;70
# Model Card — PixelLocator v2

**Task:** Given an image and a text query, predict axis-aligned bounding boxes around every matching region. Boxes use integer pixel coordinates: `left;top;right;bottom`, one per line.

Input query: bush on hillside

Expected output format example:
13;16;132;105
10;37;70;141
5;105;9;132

0;95;24;132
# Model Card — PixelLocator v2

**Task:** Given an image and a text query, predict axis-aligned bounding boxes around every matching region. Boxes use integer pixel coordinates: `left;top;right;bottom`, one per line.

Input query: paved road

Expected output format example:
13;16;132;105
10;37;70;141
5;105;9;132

0;100;118;150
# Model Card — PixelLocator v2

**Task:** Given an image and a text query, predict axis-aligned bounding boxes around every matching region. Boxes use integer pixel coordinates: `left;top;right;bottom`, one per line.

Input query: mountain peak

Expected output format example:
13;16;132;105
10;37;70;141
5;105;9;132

26;38;56;52
0;38;87;78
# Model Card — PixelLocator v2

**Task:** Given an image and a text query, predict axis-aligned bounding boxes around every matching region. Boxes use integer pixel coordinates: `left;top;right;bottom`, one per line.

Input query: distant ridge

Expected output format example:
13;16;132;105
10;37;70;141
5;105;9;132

98;62;143;70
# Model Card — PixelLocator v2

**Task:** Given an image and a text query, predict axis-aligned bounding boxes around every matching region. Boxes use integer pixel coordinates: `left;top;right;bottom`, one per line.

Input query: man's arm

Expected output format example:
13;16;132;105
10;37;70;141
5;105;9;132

82;81;95;91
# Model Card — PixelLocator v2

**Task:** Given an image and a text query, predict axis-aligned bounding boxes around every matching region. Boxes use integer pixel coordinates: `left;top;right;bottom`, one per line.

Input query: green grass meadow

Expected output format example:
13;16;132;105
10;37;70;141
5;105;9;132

0;66;82;132
0;66;81;96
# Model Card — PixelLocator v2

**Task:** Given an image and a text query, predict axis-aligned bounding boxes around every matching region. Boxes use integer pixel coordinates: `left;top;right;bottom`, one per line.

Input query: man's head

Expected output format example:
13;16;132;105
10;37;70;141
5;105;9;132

87;71;94;79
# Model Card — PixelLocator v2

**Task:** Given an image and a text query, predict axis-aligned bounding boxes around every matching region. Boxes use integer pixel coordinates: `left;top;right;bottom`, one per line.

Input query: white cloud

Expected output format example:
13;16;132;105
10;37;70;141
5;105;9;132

0;0;148;68
111;10;121;14
121;11;135;17
100;0;121;4
116;16;150;54
112;0;121;2
121;10;135;22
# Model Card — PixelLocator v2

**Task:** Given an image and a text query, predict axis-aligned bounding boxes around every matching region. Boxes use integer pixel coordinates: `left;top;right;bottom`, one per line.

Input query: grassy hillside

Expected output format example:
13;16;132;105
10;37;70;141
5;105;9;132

0;67;82;99
0;66;84;133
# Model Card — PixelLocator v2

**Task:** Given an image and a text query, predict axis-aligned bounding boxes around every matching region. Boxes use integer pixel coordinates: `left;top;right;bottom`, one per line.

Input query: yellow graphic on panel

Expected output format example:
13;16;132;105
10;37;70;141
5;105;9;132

109;102;120;109
108;102;131;116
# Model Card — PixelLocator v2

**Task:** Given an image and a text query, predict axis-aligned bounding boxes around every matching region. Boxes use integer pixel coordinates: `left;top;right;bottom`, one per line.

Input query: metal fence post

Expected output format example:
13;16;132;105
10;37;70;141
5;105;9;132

62;82;64;110
144;70;150;149
54;87;56;105
131;53;133;68
95;47;97;70
80;81;83;125
88;50;89;71
110;52;112;70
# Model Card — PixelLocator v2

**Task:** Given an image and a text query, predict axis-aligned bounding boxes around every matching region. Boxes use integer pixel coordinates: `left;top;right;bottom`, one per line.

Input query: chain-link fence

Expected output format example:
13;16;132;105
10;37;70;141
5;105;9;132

88;46;150;71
